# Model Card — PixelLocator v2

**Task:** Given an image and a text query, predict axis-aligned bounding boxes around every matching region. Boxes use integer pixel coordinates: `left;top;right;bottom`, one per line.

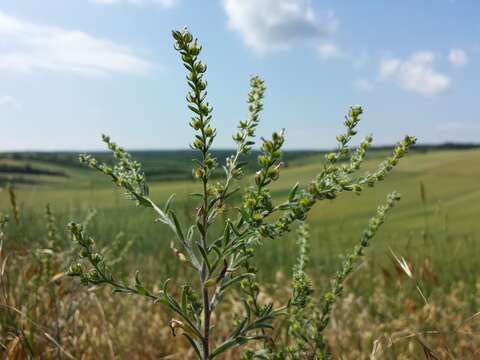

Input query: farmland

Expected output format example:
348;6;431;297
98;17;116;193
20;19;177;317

1;147;479;278
1;146;480;358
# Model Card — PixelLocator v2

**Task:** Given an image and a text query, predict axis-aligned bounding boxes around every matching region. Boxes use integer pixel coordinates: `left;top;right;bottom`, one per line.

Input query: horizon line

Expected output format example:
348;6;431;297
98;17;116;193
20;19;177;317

1;141;479;154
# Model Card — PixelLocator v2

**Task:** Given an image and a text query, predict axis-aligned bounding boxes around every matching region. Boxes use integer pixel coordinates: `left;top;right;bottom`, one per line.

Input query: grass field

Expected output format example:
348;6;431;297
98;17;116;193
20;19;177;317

1;147;480;358
2;147;479;281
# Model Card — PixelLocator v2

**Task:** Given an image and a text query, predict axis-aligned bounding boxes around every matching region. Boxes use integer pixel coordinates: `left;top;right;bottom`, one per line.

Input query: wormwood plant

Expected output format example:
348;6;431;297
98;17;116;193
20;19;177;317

67;28;416;359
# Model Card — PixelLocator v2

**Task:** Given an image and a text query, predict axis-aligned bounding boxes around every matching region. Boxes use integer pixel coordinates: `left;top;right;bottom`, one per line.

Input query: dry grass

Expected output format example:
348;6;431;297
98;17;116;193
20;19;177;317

1;235;479;359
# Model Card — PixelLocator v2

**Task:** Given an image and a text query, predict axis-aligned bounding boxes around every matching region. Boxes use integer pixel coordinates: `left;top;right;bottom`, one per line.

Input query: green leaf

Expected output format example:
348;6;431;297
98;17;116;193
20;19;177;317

188;105;201;115
223;224;231;247
196;243;211;274
222;273;254;291
164;194;176;213
169;210;185;241
196;220;205;237
288;182;299;201
183;334;202;359
210;337;246;359
181;286;188;314
238;207;250;222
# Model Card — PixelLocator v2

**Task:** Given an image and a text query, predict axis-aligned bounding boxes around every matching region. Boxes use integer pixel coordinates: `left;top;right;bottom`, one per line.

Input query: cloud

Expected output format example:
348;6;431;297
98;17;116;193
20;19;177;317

0;11;153;76
222;0;338;52
316;42;341;59
0;95;21;109
90;0;178;7
379;51;450;96
448;48;468;66
354;78;374;92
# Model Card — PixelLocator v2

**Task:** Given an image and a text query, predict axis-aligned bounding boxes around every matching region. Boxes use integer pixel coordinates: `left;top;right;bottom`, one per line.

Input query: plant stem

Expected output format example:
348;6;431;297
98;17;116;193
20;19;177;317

201;130;211;359
202;279;210;359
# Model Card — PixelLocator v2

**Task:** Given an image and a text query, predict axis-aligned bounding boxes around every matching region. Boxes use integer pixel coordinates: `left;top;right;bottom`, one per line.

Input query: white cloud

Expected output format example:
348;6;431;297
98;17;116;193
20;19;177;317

90;0;178;7
380;51;450;96
354;78;374;92
316;42;340;59
0;11;152;76
448;48;468;66
222;0;338;52
379;59;401;78
0;95;21;109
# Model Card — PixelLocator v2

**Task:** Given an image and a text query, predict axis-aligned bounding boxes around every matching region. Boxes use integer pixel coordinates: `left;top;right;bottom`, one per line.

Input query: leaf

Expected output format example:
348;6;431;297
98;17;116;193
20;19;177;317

227;219;241;237
186;225;195;241
238;207;250;222
169;210;185;241
183;333;202;359
181;286;188;314
196;243;211;274
223;224;231;247
288;182;299;201
210;245;222;258
196;220;205;237
188;105;201;115
222;273;254;291
164;194;176;213
133;270;150;296
134;270;142;286
244;300;251;327
210;336;253;359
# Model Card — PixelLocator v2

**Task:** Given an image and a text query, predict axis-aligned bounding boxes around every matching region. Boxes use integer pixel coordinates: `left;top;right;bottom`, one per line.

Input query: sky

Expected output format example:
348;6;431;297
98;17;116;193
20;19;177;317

0;0;479;151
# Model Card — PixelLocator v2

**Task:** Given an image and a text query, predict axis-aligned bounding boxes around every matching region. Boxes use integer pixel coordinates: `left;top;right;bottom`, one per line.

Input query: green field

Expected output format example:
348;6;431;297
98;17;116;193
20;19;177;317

2;147;479;285
2;147;480;358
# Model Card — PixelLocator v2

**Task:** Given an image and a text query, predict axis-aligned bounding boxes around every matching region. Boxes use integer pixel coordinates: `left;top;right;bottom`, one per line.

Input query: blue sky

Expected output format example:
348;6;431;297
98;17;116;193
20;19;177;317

1;0;479;151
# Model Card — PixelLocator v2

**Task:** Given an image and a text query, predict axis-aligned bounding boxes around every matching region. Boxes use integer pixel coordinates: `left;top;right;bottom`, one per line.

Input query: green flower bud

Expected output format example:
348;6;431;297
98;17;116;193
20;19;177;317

91;253;103;265
326;153;336;162
193;168;205;179
204;126;214;137
258;155;269;167
67;263;83;276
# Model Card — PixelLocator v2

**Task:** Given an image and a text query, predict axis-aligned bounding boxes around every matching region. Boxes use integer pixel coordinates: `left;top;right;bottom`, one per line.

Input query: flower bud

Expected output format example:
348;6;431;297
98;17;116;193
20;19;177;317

91;253;103;265
193;168;205;179
204;126;214;137
326;153;336;162
258;155;269;167
254;171;262;186
67;263;83;276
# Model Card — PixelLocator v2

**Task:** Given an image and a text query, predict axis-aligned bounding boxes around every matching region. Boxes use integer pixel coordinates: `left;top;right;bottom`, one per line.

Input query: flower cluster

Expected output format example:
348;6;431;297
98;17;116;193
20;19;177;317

217;75;267;203
173;28;217;181
271;192;402;359
241;130;285;229
291;223;313;308
256;133;416;238
232;76;266;156
317;191;401;334
67;222;109;286
80;135;149;205
326;105;363;164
